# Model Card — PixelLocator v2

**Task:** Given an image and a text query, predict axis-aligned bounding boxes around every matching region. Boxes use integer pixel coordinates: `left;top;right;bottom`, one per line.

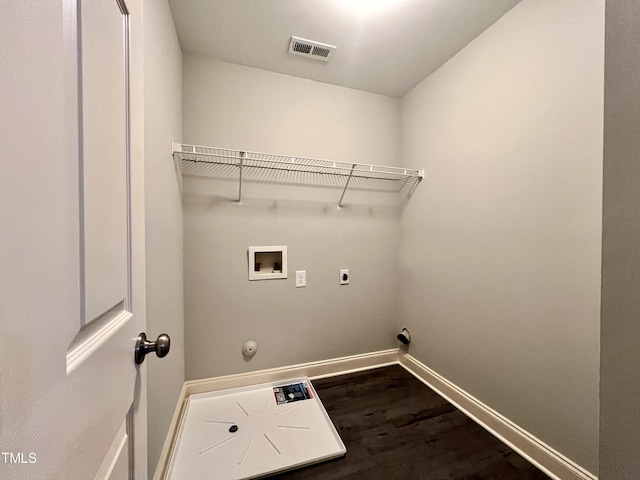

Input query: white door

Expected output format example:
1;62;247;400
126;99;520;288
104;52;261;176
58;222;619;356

0;1;150;479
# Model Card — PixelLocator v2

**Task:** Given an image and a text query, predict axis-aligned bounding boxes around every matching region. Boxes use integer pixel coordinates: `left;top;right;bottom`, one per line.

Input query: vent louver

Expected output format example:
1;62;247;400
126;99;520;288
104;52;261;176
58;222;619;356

288;36;336;62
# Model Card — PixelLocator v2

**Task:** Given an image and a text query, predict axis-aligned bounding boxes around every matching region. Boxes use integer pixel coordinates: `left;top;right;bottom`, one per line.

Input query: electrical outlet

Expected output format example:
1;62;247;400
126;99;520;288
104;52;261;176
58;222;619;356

339;269;349;285
296;270;306;288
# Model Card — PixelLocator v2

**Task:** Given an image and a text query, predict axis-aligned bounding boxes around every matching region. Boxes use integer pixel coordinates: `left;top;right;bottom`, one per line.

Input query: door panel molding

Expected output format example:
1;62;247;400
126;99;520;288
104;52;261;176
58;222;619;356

95;418;130;479
79;0;130;326
66;301;132;374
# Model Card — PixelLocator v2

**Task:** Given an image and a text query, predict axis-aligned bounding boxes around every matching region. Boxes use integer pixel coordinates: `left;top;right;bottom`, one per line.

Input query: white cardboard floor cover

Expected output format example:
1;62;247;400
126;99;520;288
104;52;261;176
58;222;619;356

166;377;346;480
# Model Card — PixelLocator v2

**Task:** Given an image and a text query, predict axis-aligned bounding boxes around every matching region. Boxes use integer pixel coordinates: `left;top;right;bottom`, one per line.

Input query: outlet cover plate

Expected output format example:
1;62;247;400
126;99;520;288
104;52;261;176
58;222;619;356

339;269;349;285
296;270;306;288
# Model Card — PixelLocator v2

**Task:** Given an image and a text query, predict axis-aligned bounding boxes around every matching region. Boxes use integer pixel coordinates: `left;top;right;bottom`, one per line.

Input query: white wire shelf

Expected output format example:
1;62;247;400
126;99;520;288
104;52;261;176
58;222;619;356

172;142;424;210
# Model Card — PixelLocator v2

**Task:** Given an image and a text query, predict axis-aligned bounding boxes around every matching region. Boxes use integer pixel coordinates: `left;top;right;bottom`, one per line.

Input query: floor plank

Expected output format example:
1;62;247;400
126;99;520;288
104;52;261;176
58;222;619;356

270;365;549;480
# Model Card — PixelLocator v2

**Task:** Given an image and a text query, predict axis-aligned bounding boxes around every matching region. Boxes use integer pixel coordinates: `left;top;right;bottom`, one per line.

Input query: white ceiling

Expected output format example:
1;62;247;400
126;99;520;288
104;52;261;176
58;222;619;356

168;0;520;98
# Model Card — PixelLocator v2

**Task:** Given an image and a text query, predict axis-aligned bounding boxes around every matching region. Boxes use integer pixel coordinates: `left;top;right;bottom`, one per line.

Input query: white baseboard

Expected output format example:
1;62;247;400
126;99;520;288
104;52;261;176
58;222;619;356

154;349;596;480
398;351;597;480
153;349;398;480
182;348;398;398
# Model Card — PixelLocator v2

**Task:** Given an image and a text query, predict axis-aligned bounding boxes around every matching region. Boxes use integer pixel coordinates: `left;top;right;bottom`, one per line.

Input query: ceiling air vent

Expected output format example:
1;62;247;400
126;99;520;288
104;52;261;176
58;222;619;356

288;36;336;62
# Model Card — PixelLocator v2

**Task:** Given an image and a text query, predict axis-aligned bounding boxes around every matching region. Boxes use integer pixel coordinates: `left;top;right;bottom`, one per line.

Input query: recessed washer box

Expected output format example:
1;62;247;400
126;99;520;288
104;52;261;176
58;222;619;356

249;246;287;281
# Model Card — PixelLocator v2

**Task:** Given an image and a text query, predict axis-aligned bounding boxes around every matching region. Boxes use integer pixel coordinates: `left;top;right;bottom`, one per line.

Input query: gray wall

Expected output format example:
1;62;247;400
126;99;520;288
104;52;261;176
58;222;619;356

398;0;603;474
600;1;640;478
143;0;184;475
182;56;402;380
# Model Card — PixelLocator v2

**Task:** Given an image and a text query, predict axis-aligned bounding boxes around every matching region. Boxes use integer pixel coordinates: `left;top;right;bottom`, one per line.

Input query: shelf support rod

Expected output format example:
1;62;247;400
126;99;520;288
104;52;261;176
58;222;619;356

238;151;244;205
337;163;357;210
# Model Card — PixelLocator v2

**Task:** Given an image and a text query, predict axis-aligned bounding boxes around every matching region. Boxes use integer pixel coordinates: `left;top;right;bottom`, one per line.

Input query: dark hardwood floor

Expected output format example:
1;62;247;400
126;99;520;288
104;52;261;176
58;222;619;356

270;365;549;480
